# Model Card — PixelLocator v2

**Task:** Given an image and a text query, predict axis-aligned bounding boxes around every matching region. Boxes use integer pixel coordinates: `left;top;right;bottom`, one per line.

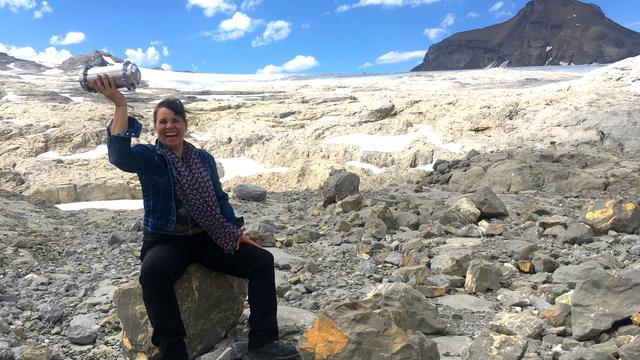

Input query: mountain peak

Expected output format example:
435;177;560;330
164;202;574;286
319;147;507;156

413;0;640;71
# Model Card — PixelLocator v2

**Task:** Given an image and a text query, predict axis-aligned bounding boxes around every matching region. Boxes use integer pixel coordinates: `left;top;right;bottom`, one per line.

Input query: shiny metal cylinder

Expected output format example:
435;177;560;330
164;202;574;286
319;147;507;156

79;61;141;92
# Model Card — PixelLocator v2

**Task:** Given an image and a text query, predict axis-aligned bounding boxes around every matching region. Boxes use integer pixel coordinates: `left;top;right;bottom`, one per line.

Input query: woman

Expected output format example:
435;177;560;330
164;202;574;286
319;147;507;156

92;74;299;360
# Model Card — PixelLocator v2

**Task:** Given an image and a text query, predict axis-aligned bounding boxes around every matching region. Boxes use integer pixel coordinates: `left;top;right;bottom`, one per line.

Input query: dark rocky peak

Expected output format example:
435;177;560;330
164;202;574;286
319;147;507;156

413;0;640;71
60;50;124;72
0;52;48;72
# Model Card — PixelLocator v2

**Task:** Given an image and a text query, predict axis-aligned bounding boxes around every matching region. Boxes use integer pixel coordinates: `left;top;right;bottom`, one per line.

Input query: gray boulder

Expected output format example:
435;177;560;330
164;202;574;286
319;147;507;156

113;264;247;359
66;314;100;345
322;169;360;207
233;184;267;202
572;269;640;341
298;283;443;360
469;187;509;219
461;330;527;360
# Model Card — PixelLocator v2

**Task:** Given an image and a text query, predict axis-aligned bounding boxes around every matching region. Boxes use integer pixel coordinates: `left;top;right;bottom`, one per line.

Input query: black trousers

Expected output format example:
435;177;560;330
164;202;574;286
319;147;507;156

139;233;278;359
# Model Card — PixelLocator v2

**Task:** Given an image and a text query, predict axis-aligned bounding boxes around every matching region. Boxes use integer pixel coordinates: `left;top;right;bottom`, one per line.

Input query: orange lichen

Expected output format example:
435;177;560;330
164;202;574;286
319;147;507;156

300;316;349;359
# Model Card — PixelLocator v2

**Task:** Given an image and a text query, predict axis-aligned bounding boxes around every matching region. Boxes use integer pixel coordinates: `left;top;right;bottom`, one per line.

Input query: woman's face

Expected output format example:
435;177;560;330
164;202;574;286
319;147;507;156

155;107;187;152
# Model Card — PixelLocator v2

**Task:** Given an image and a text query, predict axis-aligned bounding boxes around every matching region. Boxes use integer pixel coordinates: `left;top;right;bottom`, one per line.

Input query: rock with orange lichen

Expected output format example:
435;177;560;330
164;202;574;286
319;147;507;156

298;283;444;359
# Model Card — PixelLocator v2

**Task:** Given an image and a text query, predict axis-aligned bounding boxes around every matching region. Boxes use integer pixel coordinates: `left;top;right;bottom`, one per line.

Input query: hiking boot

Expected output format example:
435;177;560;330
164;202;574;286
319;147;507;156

248;341;300;360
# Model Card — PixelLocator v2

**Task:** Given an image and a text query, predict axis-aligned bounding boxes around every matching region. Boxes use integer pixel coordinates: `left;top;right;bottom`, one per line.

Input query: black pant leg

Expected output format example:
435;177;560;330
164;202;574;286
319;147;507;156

139;242;191;359
195;240;278;350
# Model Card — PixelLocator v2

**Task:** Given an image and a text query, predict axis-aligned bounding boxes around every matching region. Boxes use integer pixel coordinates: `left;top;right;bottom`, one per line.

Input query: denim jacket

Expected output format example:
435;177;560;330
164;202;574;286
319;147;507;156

106;117;244;233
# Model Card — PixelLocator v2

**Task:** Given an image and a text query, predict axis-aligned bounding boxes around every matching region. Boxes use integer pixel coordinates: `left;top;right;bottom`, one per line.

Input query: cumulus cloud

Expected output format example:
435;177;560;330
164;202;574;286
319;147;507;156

257;55;319;74
423;13;455;41
125;46;165;67
240;0;261;11
49;32;85;45
359;62;373;68
0;0;35;12
466;11;479;18
337;0;439;12
0;43;72;64
376;50;424;64
252;20;291;47
33;0;51;18
161;63;172;71
186;0;235;17
210;12;261;41
489;1;504;12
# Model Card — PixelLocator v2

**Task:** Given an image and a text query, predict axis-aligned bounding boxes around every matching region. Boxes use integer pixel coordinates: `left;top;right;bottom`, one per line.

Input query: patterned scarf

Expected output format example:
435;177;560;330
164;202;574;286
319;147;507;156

161;141;240;253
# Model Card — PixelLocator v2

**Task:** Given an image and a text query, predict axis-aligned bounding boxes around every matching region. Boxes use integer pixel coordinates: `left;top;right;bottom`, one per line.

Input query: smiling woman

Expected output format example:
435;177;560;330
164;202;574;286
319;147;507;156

153;98;189;157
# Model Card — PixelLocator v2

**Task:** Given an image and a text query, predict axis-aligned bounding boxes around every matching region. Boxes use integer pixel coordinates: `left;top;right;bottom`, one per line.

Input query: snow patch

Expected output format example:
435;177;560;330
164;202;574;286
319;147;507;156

346;161;384;174
56;199;143;211
37;145;108;160
218;157;287;182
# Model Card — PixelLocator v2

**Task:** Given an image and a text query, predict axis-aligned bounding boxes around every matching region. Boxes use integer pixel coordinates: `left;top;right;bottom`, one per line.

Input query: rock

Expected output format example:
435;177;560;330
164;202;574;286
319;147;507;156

431;253;472;277
16;346;54;360
552;263;607;288
371;203;398;230
37;304;63;324
461;330;527;360
440;198;480;226
66;314;100;345
571;269;640;341
322;169;360;207
619;335;640;360
532;253;559;273
469;187;509;219
335;194;362;213
490;311;545;339
583;197;640;234
298;283;443;360
113;264;247;359
433;336;472;358
465;259;502;293
558;348;616;360
233;184;267;202
558;223;594;245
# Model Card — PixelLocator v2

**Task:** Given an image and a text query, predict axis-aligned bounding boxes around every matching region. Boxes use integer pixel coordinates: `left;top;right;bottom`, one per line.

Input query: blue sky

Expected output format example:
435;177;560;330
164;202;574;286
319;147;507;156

0;0;638;74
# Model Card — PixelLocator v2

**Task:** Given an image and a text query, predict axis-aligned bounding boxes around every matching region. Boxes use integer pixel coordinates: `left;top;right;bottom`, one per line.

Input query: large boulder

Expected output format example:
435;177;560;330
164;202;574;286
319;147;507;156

298;283;444;359
571;269;640;340
113;264;247;359
322;169;360;207
583;197;640;234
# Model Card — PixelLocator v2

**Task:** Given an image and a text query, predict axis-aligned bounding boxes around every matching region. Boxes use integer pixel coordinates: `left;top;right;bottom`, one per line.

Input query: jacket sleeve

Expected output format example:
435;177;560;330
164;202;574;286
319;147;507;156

202;151;244;228
107;117;152;173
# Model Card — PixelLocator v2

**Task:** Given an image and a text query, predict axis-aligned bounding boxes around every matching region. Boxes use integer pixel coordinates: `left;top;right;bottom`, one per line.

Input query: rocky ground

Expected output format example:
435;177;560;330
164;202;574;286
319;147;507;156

0;55;639;359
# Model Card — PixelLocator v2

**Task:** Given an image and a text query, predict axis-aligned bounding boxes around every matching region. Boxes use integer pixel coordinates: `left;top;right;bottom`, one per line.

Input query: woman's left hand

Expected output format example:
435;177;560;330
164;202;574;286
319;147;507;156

236;233;261;250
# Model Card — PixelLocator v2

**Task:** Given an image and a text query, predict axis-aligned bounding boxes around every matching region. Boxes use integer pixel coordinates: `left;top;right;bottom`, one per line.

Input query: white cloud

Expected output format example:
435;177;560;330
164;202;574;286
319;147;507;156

0;43;72;64
212;12;261;41
0;0;35;12
252;20;290;47
424;27;445;40
161;63;172;71
489;1;504;12
186;0;235;17
466;11;478;18
162;46;169;56
441;13;455;27
256;64;282;74
283;55;319;72
257;55;319;74
376;50;424;64
49;31;85;45
240;0;261;11
339;0;439;11
359;62;373;68
33;0;51;18
150;40;163;46
125;46;162;66
494;10;513;18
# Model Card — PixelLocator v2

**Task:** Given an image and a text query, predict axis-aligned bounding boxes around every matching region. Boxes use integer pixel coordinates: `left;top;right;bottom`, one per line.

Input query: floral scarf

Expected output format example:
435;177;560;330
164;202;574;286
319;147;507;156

162;141;240;253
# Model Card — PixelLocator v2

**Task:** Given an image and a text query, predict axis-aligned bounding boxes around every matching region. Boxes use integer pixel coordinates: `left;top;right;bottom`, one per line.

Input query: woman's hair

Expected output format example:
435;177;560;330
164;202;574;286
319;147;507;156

153;97;189;125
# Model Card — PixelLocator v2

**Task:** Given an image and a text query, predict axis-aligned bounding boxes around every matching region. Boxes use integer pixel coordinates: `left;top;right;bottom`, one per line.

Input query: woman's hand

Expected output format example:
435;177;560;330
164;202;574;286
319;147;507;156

91;74;127;107
236;233;261;250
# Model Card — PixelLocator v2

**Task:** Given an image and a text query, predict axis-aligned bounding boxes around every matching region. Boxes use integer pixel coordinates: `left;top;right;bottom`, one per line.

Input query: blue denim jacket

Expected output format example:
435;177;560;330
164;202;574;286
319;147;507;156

106;117;243;233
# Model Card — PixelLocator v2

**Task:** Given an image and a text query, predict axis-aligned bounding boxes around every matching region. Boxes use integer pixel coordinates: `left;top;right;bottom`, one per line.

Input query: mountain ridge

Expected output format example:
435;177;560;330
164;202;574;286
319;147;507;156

413;0;640;71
